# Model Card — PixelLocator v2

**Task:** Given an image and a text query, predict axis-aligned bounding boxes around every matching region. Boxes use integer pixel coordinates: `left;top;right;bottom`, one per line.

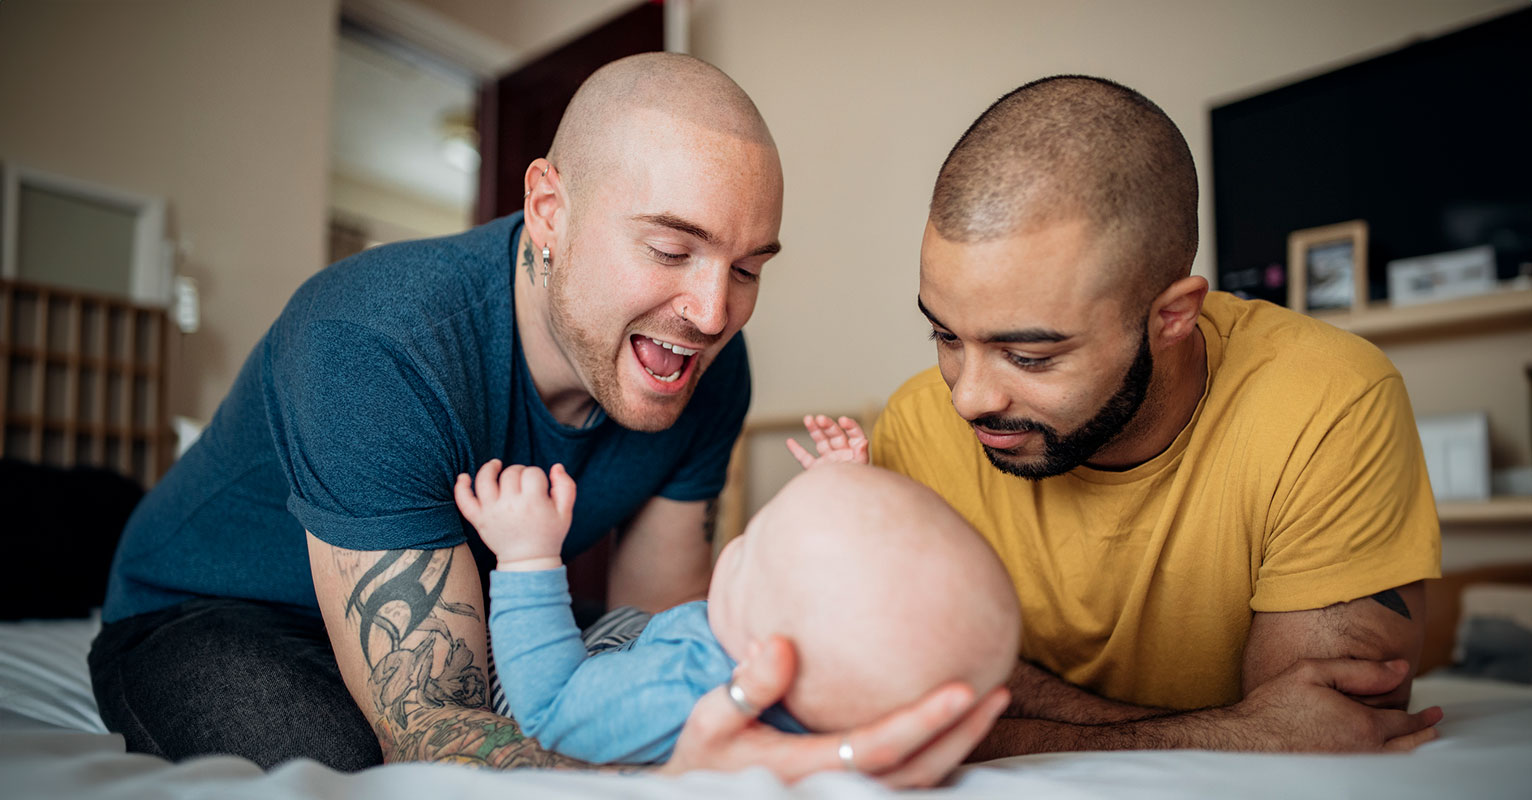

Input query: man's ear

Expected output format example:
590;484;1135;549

1148;276;1209;350
523;158;566;251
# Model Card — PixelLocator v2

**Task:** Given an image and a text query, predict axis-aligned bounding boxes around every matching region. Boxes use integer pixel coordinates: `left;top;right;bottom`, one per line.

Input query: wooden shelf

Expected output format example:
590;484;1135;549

1311;286;1532;343
0;344;160;377
3;414;161;440
1438;496;1532;526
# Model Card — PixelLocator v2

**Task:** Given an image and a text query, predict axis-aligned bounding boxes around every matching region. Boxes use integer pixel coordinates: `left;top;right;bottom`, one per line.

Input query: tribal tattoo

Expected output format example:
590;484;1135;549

342;549;484;725
336;547;588;769
1368;588;1412;620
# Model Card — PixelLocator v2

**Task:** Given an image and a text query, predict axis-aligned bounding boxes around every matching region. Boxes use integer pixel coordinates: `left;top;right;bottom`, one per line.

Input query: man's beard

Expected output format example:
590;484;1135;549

975;328;1153;480
544;242;710;433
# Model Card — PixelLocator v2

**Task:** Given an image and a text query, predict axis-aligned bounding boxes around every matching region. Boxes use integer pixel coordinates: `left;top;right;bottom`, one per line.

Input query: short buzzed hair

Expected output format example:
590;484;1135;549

930;76;1198;308
549;52;774;209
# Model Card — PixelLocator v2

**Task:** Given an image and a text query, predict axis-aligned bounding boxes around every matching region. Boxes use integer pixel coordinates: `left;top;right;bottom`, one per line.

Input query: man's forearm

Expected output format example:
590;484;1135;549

971;706;1246;761
976;657;1438;760
380;704;588;768
1006;659;1166;724
314;542;614;771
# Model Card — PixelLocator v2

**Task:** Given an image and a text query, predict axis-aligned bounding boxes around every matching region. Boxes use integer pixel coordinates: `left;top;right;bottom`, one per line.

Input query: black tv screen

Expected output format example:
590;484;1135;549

1210;7;1531;307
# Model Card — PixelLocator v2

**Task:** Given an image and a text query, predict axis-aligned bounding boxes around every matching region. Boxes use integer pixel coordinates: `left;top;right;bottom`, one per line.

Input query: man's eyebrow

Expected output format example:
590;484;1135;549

632;213;781;258
916;296;947;329
916;296;1072;344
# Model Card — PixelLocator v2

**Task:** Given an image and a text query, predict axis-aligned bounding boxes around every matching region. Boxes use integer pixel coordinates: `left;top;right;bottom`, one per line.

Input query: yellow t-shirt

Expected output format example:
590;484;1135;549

872;292;1441;710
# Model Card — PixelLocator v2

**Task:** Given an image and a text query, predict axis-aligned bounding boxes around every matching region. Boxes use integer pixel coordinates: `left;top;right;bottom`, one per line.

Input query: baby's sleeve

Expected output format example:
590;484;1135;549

489;573;721;764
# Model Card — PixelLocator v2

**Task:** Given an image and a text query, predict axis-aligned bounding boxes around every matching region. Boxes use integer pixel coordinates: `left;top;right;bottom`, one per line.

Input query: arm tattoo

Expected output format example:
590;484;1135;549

337;548;590;769
702;498;719;545
1368;588;1412;619
521;236;537;286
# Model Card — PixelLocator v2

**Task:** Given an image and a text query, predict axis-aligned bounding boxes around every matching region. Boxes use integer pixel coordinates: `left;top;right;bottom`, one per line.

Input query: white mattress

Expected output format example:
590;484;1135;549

3;615;1530;800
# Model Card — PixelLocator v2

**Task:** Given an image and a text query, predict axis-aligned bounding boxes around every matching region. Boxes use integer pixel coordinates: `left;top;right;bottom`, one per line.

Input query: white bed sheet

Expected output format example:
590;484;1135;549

3;616;1529;800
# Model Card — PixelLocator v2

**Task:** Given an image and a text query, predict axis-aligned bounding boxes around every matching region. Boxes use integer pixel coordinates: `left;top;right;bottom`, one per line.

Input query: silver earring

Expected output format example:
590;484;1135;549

541;245;551;287
523;165;550;200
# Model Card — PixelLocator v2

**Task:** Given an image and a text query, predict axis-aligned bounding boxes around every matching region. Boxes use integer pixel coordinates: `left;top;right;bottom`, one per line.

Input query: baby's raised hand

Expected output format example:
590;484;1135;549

786;414;869;469
454;460;576;571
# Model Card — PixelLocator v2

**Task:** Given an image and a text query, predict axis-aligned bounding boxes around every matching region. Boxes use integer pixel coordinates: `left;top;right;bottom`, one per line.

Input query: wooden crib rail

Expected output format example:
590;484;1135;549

0;279;172;487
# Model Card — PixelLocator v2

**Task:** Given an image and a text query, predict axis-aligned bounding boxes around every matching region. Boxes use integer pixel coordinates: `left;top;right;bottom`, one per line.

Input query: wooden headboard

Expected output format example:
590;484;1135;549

715;407;883;553
0;279;172;487
1420;562;1532;673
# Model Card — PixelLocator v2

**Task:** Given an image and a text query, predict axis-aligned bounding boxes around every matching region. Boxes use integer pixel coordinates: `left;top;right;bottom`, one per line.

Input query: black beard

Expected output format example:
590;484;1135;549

974;328;1153;480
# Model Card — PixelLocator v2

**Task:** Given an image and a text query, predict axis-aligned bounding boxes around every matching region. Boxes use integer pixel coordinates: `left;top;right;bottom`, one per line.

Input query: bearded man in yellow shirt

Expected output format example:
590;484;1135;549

870;75;1443;755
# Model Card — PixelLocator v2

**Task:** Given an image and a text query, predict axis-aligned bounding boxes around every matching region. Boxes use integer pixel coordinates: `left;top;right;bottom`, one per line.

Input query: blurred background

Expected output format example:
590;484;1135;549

1;0;1528;567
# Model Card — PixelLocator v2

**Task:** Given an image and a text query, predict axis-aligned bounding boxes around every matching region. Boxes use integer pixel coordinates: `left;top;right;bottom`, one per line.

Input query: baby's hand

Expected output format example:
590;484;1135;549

786;414;869;469
454;460;576;571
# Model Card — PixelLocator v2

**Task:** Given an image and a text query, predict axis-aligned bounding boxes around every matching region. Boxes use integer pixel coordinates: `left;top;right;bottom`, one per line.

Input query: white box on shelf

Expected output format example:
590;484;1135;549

1416;412;1491;501
1387;245;1497;307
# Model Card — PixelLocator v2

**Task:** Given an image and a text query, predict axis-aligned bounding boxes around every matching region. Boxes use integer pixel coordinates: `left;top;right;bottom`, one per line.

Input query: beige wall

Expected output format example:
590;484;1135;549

0;0;337;421
688;0;1522;425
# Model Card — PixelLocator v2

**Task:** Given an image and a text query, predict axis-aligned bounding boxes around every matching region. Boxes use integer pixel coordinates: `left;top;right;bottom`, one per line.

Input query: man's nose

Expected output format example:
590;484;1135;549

949;352;1009;422
674;264;730;336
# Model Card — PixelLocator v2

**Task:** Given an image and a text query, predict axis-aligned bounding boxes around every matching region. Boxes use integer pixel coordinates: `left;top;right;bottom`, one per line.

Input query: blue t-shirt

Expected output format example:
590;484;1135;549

103;214;750;622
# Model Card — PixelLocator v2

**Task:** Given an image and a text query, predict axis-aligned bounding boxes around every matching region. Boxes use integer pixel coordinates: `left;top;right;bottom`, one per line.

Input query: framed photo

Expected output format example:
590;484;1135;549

1;162;170;305
1287;220;1368;313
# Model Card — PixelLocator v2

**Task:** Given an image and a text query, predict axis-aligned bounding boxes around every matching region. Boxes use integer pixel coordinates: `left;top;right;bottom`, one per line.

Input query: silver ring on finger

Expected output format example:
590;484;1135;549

838;736;857;772
725;677;761;717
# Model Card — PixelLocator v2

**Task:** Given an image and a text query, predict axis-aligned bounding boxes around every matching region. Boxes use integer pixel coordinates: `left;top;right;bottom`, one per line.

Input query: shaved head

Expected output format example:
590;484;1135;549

930;75;1198;309
548;52;775;211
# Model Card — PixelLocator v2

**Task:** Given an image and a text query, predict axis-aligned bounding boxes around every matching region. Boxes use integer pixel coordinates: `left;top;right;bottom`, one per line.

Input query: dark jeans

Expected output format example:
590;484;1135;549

88;597;383;771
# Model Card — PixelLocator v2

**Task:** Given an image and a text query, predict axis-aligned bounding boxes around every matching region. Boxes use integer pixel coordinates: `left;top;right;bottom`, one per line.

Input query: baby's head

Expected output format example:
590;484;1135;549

708;463;1019;732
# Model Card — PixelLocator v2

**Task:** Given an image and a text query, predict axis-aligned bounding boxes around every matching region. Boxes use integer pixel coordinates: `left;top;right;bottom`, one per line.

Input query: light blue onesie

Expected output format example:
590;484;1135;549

489;567;804;764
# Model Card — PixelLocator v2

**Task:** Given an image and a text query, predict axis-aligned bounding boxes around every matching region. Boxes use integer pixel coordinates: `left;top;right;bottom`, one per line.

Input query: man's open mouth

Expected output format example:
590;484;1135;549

630;335;699;383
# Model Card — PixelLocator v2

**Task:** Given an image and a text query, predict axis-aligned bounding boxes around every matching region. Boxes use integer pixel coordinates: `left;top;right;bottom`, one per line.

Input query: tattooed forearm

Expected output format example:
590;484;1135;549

380;706;591;769
1368;588;1412;620
334;546;619;770
346;549;457;666
340;549;487;725
335;546;587;769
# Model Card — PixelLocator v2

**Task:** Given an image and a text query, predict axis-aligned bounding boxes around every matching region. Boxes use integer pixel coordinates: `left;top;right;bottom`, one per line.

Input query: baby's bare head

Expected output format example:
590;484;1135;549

710;464;1020;732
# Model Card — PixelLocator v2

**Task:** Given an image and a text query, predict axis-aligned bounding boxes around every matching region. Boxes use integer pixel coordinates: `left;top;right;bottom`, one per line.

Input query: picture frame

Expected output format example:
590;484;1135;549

1287;219;1368;313
0;162;171;306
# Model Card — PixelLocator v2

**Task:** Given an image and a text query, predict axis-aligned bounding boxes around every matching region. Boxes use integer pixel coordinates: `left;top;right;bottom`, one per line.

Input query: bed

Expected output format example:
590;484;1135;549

3;612;1530;800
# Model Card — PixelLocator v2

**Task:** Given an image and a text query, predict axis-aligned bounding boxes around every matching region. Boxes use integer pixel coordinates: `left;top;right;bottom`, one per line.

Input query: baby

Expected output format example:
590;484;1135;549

454;422;1018;765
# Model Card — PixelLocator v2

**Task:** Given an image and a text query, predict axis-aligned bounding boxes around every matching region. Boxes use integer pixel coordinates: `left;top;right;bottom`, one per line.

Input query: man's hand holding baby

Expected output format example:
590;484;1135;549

454;459;576;572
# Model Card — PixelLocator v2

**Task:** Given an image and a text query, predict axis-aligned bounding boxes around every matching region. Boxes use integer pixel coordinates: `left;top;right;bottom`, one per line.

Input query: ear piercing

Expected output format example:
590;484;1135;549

523;165;551;200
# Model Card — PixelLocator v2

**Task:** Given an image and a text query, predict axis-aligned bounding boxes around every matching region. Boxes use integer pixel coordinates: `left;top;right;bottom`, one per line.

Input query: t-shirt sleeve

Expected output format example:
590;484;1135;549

1251;374;1442;612
872;380;948;491
264;319;470;551
871;396;918;478
492;571;712;764
655;336;751;503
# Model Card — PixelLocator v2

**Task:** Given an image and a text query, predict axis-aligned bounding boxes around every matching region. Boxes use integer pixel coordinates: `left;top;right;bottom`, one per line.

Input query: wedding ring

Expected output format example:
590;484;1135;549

725;677;761;717
838;736;857;772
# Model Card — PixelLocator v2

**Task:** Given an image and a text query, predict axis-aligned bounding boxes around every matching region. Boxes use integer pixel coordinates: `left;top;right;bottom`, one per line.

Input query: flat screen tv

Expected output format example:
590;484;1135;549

1210;7;1531;307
